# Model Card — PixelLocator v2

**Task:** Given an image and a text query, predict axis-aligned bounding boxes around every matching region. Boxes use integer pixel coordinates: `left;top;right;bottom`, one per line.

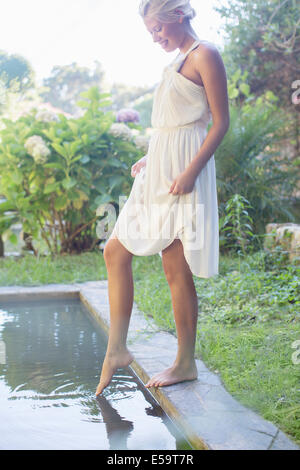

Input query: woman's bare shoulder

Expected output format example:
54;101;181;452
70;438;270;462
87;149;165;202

191;40;225;76
192;40;221;61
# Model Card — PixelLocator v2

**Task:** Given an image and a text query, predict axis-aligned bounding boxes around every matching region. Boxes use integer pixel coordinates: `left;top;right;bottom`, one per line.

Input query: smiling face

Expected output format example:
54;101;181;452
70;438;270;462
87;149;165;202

143;15;185;52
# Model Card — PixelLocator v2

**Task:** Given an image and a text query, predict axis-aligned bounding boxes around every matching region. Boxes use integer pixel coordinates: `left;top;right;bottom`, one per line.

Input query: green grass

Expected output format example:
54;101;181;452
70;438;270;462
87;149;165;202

133;251;300;445
0;251;107;285
0;249;299;445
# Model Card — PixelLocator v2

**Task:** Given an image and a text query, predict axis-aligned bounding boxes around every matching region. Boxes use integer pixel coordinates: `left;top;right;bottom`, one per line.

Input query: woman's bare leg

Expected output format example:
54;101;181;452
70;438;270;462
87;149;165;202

145;238;198;388
96;235;134;396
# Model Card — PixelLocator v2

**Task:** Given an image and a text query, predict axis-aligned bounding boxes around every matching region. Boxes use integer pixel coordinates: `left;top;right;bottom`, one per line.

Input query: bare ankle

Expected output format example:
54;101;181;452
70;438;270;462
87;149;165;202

174;357;196;369
106;344;128;355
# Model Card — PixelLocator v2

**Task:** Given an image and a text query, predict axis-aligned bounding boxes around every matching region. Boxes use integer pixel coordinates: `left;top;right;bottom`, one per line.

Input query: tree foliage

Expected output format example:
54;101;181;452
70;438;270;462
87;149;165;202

0;50;35;91
215;0;299;103
215;0;300;161
41;61;106;115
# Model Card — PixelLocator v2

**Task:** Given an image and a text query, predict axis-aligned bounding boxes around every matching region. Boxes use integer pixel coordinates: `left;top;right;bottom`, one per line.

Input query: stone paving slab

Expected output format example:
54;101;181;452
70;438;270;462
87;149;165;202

0;282;298;451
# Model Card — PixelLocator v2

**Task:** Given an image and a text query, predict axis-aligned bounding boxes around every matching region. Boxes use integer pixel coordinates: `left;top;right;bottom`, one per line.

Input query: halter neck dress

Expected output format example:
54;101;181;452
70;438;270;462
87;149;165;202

111;39;219;278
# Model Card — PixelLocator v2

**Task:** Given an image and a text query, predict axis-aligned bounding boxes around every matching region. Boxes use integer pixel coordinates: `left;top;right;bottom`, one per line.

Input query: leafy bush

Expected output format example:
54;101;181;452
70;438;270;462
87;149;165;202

215;79;297;237
0;87;144;256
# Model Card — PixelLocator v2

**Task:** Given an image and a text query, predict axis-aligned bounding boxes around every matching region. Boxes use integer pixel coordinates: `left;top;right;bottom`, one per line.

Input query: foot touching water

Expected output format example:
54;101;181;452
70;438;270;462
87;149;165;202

96;348;134;396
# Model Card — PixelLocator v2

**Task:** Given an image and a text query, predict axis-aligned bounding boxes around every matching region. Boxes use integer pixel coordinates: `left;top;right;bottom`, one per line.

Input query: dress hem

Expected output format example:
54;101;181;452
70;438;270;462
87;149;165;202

107;230;218;279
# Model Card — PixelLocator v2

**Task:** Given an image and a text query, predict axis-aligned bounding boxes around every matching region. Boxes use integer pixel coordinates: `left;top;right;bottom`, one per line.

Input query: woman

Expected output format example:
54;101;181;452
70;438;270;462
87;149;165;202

96;0;229;396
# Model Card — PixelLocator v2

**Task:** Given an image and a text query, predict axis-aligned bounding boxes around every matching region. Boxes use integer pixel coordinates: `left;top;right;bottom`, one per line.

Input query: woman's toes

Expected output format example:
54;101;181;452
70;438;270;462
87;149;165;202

147;381;155;388
151;380;160;388
145;376;157;388
146;381;155;388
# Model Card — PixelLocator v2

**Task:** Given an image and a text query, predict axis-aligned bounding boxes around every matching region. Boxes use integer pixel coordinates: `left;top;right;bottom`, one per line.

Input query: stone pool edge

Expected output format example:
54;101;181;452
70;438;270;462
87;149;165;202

0;281;298;451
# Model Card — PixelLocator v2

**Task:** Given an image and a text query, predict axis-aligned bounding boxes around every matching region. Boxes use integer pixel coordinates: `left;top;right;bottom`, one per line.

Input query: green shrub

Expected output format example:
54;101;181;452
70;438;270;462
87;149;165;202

0;87;143;256
215;88;297;236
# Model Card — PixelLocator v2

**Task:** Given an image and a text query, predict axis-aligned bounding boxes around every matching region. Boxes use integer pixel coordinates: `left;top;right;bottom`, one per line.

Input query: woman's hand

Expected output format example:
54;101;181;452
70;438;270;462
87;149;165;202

131;155;147;178
169;168;197;195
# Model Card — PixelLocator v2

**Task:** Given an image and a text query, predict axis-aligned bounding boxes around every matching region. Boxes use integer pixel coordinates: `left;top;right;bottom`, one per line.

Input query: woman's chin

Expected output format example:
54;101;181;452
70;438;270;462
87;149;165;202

162;42;175;52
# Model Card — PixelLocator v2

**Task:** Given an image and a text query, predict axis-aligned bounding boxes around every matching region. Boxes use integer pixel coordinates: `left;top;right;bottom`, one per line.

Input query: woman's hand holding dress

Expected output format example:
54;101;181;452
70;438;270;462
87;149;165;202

169;168;196;195
131;155;147;178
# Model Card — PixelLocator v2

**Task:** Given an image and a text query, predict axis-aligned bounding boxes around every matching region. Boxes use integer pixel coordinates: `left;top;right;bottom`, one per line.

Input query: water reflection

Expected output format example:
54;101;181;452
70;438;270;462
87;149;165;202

0;298;191;450
96;395;134;450
0;340;5;365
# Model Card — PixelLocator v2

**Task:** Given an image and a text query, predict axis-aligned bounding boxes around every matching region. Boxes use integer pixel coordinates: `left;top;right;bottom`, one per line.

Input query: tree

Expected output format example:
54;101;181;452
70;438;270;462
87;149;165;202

41;61;105;115
215;0;300;157
109;83;154;109
0;51;35;91
215;0;299;98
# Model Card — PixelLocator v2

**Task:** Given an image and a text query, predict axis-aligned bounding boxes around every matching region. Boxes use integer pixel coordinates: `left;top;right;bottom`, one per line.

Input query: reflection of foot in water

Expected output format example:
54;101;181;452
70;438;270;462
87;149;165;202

95;348;134;396
96;395;133;450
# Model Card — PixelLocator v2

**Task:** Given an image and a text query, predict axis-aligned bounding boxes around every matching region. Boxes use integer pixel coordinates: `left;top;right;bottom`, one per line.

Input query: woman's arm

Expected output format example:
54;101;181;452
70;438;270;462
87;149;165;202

169;44;230;195
188;44;230;177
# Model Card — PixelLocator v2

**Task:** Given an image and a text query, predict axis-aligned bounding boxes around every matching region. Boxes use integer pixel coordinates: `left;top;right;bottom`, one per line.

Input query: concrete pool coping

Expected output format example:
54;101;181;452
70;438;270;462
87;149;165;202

0;281;298;451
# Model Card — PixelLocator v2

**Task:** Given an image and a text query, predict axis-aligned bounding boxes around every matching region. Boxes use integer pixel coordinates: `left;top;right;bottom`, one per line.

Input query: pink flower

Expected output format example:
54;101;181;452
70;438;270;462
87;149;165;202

116;108;140;123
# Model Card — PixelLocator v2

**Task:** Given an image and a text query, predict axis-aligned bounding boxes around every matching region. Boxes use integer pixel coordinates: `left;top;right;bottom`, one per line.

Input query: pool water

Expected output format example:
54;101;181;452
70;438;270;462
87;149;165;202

0;297;192;450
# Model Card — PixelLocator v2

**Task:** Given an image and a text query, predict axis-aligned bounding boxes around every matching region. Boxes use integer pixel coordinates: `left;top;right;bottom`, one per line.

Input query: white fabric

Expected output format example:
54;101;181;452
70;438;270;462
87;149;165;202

111;40;219;278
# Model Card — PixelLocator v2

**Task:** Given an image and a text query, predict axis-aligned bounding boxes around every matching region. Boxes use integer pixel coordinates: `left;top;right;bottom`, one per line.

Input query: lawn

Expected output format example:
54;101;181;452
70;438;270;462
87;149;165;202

0;249;299;445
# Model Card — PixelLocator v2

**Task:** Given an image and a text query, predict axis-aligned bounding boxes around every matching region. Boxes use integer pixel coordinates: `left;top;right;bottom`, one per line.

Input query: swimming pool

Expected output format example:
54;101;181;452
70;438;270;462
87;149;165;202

0;297;192;450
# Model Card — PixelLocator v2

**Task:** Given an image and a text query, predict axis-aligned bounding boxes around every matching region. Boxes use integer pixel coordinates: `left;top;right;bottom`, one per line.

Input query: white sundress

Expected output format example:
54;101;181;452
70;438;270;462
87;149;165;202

111;39;219;278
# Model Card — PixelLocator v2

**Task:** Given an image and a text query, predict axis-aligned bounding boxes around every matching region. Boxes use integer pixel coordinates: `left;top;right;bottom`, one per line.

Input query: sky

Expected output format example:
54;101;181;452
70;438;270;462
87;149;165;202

0;0;225;89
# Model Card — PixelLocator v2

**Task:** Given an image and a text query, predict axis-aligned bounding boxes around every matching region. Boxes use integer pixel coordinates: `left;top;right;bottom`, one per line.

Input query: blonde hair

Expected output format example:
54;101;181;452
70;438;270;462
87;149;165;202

139;0;196;23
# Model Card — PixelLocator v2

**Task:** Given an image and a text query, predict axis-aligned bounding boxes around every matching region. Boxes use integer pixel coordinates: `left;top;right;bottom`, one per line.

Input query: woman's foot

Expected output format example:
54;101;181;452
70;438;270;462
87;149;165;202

96;348;134;396
145;360;198;388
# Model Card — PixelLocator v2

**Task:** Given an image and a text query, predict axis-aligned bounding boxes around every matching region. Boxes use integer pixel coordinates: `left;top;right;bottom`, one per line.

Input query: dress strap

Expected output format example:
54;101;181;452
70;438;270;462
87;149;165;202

182;39;201;58
172;39;201;71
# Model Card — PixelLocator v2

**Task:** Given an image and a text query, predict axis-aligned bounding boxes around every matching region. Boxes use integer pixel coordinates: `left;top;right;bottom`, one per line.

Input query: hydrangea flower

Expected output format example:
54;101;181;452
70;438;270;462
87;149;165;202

116;108;140;123
108;123;133;141
35;109;59;123
24;135;51;164
134;134;150;153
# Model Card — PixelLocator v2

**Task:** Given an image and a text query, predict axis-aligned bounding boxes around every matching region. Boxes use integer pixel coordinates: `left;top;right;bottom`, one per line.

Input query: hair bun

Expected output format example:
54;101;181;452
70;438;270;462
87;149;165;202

139;0;197;23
